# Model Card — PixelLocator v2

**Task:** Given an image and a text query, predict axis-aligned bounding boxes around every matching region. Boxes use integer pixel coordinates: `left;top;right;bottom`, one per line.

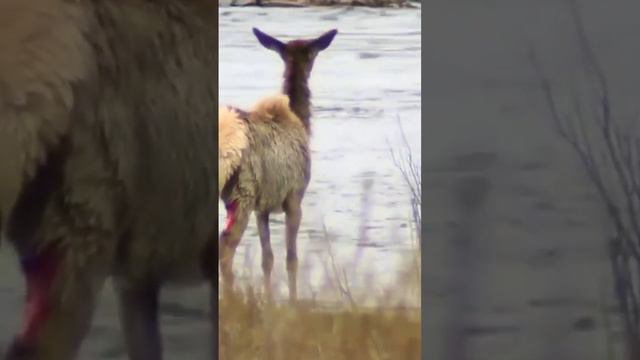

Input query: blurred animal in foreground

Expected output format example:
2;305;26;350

0;1;218;359
218;27;337;302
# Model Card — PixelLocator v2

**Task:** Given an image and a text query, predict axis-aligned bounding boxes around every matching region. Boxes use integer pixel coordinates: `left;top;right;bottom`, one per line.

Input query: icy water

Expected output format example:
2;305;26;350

218;7;421;300
0;8;421;359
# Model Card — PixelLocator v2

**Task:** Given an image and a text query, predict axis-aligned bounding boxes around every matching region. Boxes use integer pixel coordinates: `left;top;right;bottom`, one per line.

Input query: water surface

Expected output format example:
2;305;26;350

218;7;422;301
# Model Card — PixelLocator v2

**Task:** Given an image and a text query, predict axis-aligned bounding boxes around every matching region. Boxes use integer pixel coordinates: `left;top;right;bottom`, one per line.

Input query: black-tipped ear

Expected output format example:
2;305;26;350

310;29;338;52
253;27;286;54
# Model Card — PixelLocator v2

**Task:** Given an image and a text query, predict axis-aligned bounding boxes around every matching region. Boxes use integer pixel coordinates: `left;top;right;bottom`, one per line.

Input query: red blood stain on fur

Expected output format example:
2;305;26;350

18;246;58;343
224;201;238;232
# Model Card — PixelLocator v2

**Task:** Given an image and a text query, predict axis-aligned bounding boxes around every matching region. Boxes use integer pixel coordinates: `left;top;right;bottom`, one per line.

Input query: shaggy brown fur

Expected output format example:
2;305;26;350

0;1;218;359
218;28;337;303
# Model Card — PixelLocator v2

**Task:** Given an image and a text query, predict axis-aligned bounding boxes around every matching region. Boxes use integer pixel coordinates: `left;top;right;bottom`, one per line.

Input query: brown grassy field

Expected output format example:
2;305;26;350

220;292;420;360
219;252;421;360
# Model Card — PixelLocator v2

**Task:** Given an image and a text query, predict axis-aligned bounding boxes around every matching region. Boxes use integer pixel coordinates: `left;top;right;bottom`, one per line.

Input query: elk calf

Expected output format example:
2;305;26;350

218;28;337;302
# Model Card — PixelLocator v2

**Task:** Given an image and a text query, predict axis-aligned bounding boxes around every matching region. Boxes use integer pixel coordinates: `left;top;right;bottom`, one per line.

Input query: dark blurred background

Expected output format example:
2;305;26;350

424;0;640;359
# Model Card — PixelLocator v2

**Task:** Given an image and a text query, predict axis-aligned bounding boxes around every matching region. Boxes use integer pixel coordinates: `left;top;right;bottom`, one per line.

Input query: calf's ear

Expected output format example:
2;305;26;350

253;28;286;55
310;29;338;52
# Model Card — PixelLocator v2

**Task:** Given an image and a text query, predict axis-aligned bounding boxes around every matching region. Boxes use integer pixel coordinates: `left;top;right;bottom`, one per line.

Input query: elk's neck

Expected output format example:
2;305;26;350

283;62;311;132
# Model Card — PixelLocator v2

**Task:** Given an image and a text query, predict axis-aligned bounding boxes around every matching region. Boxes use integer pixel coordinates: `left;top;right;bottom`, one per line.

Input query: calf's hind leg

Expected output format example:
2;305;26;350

219;201;250;295
283;193;303;303
256;211;274;299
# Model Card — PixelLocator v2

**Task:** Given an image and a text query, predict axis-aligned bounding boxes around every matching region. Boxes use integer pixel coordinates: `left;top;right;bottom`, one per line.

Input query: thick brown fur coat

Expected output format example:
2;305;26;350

0;1;218;358
218;94;306;196
0;0;218;281
218;94;309;212
218;106;248;193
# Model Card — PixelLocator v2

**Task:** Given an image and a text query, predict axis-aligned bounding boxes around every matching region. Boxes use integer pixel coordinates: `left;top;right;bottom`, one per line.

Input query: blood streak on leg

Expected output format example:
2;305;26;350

18;245;58;343
224;201;238;233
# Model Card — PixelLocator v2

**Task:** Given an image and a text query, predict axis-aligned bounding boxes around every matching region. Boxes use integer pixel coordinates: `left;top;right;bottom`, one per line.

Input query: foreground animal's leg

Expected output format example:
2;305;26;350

4;244;111;360
115;280;162;360
283;194;303;303
219;201;250;296
200;234;218;358
209;279;218;359
255;212;273;299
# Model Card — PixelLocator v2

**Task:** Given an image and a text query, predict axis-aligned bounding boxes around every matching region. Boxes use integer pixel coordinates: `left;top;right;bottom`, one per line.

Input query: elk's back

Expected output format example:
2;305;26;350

221;95;310;214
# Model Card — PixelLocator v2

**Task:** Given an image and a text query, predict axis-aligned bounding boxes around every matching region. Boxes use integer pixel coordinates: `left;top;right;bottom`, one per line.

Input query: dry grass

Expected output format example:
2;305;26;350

219;291;420;360
218;228;421;360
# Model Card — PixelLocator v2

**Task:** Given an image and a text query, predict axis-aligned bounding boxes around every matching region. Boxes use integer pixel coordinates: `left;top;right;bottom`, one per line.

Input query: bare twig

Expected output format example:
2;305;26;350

388;116;422;244
531;0;640;356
